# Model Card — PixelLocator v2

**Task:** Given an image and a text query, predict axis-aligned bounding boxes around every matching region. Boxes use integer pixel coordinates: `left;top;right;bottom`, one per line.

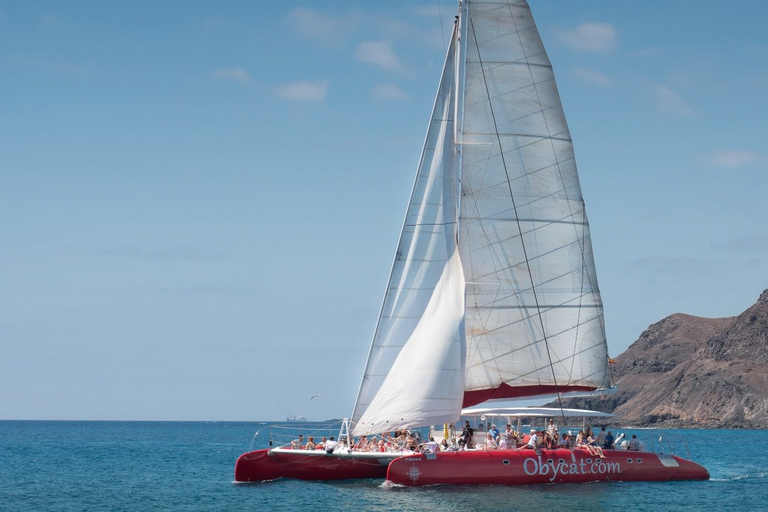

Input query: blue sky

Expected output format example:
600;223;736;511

1;1;766;421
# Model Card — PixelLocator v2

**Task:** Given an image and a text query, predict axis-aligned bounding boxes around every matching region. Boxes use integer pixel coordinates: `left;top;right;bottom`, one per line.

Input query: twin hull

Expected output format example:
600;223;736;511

235;448;709;485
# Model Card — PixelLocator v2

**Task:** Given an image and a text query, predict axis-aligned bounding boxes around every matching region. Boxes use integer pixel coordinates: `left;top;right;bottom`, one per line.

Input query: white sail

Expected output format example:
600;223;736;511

351;30;464;437
351;0;611;435
354;250;465;435
458;0;610;406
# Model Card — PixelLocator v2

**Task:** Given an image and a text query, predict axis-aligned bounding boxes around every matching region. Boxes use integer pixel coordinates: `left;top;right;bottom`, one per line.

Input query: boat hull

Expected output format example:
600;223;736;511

234;449;389;482
386;449;710;486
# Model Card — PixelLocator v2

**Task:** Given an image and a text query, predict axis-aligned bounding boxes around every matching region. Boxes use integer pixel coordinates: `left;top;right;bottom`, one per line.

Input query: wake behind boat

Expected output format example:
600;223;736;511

235;0;708;485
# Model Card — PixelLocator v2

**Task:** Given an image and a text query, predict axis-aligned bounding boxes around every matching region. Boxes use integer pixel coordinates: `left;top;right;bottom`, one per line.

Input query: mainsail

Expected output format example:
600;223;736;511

352;0;611;437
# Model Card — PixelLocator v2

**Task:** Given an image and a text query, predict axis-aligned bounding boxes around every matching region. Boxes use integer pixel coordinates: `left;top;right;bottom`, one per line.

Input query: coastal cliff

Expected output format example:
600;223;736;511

559;290;768;428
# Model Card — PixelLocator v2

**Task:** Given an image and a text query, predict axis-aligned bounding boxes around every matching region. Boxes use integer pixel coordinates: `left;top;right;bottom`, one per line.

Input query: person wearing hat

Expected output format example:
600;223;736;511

547;418;558;438
523;429;538;449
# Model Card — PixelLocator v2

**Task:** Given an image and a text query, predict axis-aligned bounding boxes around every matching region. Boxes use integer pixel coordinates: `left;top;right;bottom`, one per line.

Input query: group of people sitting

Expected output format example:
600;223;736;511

289;430;422;453
288;421;644;455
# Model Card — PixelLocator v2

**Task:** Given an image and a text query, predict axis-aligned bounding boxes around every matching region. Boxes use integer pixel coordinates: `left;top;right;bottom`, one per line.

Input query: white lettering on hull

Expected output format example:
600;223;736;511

523;455;621;482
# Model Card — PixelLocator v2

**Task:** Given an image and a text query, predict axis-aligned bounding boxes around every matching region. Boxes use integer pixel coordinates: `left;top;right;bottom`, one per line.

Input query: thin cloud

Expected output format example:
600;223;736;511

713;234;768;252
633;46;662;57
630;256;713;274
557;22;617;53
356;41;402;73
203;17;230;31
211;67;251;83
99;244;226;261
288;7;360;46
40;14;60;28
699;150;758;169
373;84;408;101
651;84;694;117
410;5;441;17
275;80;329;103
175;285;260;297
573;68;613;87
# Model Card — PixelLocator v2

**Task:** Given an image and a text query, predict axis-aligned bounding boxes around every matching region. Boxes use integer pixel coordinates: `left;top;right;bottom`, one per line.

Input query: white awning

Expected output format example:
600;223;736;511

460;407;614;418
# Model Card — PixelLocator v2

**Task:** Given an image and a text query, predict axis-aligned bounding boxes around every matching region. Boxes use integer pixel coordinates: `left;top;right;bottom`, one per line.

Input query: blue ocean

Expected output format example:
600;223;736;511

1;421;766;511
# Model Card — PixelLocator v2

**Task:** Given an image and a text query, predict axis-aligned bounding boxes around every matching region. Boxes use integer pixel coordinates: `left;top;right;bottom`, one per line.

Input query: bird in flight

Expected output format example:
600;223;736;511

310;394;322;400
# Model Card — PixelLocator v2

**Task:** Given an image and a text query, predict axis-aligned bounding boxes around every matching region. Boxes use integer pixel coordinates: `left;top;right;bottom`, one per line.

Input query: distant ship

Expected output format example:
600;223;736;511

286;416;308;423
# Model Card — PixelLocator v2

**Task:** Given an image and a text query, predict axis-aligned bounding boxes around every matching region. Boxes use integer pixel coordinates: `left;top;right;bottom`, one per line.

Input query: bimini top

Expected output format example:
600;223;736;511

461;407;615;418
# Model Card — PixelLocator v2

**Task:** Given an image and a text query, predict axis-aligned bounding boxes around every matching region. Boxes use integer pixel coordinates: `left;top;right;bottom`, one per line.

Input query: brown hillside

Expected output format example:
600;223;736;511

556;290;768;428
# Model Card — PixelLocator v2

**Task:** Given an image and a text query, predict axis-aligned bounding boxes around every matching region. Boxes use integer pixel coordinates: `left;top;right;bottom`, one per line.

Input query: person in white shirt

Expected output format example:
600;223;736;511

325;436;338;453
547;419;558;440
424;437;439;453
524;429;538;449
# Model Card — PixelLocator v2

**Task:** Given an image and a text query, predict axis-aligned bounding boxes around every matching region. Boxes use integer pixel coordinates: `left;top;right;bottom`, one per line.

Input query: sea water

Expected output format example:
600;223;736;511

1;421;766;511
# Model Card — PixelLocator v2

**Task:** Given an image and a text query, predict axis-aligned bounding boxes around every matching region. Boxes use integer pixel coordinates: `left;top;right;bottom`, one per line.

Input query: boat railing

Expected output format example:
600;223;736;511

641;431;692;459
247;421;345;451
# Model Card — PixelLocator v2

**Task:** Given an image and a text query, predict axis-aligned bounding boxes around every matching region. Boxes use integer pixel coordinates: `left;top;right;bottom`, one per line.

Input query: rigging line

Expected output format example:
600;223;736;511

437;0;446;52
460;134;515;384
515;5;607;382
460;61;527;385
471;7;565;415
465;59;543;374
502;1;568;428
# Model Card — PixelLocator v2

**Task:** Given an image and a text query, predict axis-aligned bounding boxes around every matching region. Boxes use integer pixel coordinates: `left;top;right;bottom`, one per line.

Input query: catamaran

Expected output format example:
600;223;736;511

235;0;708;485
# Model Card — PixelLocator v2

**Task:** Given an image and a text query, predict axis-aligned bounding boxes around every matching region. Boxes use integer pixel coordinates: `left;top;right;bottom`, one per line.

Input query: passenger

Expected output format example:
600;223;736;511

587;444;605;458
305;436;316;450
291;434;304;450
461;421;474;448
628;434;641;451
489;424;500;441
547;419;558;439
575;430;586;447
354;435;368;451
457;438;467;451
543;432;557;449
440;438;450;451
325;436;338;454
317;436;327;450
523;429;538;449
562;432;572;449
378;439;387;452
597;426;607;446
484;433;498;450
604;431;615;449
425;437;439;453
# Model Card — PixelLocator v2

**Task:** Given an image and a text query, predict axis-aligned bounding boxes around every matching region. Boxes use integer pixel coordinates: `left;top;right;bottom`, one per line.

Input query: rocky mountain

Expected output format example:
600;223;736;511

557;290;768;428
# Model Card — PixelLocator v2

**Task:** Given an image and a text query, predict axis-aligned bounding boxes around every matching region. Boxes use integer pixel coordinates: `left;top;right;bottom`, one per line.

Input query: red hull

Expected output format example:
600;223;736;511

234;449;388;482
387;449;710;486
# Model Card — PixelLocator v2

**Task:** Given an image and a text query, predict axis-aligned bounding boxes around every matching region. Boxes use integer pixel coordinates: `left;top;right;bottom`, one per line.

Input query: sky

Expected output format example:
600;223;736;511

1;1;766;421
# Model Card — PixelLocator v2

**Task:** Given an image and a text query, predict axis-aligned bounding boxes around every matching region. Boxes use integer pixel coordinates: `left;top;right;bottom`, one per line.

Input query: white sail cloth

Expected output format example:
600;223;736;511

459;0;610;404
351;30;462;437
351;0;611;437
